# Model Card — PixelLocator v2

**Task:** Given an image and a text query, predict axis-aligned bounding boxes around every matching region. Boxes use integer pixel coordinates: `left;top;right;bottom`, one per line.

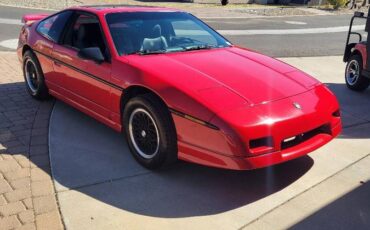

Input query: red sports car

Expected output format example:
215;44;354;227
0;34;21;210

18;5;342;170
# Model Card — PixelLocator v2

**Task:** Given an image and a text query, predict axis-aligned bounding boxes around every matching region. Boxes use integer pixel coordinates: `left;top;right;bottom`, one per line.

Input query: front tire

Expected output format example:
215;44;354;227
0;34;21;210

23;50;49;100
123;94;177;169
345;54;370;91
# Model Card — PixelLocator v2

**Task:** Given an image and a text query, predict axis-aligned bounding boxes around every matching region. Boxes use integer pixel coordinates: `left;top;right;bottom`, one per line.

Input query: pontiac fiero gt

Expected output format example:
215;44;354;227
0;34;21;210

18;5;341;170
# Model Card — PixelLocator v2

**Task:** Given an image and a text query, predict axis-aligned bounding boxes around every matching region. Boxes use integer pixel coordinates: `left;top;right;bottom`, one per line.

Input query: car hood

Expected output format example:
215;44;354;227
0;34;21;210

125;46;320;107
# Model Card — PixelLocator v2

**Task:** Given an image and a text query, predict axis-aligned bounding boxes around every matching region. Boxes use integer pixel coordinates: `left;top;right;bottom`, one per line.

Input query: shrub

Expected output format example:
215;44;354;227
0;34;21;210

327;0;347;9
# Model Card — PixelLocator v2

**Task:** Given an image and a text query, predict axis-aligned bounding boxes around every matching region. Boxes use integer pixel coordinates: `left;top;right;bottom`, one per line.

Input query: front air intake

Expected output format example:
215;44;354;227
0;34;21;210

249;137;274;155
281;124;331;150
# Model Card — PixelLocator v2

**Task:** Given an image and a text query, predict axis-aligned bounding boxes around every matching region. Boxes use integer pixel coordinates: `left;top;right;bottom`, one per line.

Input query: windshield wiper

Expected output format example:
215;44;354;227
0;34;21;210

126;45;216;55
127;50;168;55
182;44;215;51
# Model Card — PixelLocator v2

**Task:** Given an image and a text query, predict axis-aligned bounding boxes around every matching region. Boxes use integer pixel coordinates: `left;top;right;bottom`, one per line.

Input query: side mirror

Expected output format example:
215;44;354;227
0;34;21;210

78;47;105;64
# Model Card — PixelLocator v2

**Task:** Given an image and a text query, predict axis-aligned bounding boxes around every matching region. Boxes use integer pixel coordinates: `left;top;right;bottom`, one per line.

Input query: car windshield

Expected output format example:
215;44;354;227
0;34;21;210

105;12;231;55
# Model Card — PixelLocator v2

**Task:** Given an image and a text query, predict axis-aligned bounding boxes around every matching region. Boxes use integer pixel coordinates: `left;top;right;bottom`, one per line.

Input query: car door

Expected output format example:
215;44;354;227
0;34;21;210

51;11;112;119
33;11;73;90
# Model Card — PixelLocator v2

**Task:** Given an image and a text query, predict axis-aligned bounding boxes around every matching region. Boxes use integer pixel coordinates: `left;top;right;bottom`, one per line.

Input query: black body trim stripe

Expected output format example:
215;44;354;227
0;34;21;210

33;50;123;90
169;108;219;130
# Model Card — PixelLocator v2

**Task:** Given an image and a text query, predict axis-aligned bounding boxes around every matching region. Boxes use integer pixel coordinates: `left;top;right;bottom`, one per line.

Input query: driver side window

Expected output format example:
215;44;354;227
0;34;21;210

62;13;108;57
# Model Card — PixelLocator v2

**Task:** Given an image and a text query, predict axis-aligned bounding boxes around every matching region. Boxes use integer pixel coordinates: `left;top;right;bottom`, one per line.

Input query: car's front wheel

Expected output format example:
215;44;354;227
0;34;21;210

345;54;370;91
123;94;177;169
23;50;49;100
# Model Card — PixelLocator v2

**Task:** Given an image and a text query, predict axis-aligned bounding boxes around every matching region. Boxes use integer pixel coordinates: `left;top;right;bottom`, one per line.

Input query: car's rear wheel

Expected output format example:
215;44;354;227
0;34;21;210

23;50;49;100
345;54;370;91
123;94;177;169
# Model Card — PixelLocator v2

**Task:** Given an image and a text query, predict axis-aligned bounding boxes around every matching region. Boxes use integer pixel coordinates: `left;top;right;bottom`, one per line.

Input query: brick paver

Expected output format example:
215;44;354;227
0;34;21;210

0;52;63;230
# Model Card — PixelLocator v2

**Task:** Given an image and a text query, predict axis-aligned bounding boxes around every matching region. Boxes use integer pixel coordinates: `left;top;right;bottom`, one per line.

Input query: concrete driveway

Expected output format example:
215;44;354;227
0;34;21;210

49;56;370;229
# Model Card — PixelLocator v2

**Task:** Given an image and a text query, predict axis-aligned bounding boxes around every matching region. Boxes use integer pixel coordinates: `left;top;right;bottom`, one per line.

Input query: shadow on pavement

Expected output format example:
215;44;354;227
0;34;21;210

76;156;314;218
291;181;370;229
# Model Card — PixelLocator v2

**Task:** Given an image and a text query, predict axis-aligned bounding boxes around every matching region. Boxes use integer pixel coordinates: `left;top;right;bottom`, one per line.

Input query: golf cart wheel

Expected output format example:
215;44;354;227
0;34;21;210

23;50;49;100
345;54;370;91
221;0;229;5
123;94;178;169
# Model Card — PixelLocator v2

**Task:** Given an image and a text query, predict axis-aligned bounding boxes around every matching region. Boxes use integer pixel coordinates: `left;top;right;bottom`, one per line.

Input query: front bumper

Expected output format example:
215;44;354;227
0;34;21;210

174;84;342;170
177;119;341;170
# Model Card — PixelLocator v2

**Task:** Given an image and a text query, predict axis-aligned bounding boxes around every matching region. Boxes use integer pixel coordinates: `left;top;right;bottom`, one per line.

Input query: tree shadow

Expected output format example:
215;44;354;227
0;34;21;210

291;181;370;229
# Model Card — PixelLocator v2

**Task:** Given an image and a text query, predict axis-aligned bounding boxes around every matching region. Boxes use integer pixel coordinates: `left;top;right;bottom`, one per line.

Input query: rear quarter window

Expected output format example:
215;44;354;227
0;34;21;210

37;11;72;42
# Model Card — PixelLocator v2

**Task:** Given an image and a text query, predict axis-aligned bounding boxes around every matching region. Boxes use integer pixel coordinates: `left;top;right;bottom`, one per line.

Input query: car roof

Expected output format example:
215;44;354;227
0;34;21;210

69;4;182;15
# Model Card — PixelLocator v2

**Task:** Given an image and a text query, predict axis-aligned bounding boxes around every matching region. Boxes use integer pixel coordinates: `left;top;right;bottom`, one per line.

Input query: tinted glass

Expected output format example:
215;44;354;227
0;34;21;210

37;11;72;42
106;12;231;55
62;13;106;54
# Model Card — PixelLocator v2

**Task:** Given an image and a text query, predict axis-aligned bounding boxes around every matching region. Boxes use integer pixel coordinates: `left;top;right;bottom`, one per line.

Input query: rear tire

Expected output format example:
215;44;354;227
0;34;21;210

123;94;177;169
23;50;49;100
345;54;370;91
